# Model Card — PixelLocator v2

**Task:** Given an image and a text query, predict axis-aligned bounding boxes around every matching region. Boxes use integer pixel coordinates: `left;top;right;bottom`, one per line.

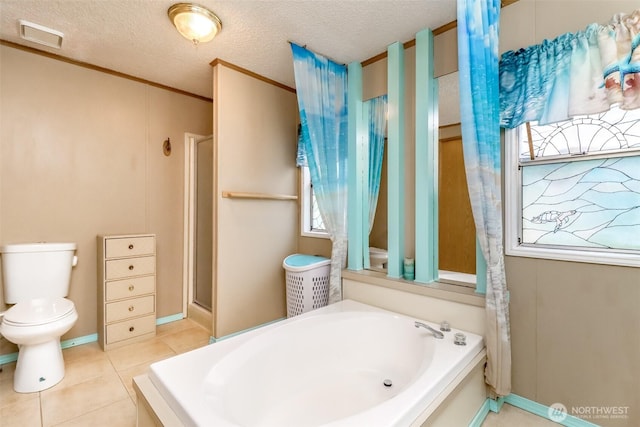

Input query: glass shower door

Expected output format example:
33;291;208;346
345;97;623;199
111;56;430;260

194;137;213;311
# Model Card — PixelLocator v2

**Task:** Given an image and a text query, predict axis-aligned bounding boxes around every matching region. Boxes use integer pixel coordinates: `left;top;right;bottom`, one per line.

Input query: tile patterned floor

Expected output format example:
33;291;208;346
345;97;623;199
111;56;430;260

0;319;210;427
1;318;553;426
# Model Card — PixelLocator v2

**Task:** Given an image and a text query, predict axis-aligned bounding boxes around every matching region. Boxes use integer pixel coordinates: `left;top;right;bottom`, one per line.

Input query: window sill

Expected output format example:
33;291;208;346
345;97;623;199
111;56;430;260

438;270;476;287
300;230;330;239
342;269;485;308
506;244;640;268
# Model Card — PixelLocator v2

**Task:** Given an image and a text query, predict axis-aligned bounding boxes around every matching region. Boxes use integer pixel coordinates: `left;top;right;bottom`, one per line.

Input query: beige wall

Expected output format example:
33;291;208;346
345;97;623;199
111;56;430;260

500;0;639;54
0;45;212;353
297;235;332;259
506;257;640;426
212;63;298;337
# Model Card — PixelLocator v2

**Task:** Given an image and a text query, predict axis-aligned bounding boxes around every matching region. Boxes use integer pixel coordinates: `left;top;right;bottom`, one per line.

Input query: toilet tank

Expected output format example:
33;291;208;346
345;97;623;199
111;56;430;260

0;242;77;304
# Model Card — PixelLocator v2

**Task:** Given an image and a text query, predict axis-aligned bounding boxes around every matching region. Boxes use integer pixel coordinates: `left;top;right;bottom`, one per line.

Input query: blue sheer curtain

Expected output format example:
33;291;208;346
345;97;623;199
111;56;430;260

367;95;387;231
457;0;511;396
500;9;640;129
291;43;348;304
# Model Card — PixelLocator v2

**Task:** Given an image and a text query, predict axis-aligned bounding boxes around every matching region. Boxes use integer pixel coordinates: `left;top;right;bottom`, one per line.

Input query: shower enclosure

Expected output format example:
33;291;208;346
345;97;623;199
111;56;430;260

184;133;214;329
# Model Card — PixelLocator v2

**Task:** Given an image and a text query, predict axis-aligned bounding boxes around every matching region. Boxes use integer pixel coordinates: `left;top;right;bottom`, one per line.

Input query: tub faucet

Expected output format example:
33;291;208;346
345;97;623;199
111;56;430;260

414;321;444;339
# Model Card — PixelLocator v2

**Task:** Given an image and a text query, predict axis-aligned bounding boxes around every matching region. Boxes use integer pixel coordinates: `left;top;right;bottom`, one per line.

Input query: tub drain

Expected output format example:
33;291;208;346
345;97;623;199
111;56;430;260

383;379;393;387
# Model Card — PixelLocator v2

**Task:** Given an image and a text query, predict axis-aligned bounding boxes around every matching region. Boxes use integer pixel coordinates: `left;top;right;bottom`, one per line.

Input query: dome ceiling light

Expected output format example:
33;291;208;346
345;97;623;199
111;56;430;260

168;3;222;45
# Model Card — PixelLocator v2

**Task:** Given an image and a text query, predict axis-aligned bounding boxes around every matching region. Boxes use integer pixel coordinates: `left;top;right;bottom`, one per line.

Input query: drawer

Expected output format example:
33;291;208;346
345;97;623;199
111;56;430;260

106;314;156;345
105;295;155;323
105;256;155;280
106;276;155;301
105;236;155;259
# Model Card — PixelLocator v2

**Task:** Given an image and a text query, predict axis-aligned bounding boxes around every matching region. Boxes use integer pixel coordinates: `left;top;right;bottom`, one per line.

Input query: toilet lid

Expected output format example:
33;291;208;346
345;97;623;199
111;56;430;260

4;297;75;326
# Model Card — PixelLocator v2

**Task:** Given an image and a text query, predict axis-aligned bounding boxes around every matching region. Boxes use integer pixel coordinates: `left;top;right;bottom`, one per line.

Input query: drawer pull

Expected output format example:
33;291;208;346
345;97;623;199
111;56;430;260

129;244;134;250
128;306;135;312
128;265;134;270
129;326;135;332
128;285;135;291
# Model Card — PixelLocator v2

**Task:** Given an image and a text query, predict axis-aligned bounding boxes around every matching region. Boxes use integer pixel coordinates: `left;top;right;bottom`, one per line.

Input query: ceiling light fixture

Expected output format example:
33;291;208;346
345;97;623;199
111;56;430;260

168;3;222;45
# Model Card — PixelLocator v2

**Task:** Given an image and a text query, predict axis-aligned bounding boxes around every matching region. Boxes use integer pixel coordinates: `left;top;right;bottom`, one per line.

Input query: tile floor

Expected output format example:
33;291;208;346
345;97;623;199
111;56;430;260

1;318;555;427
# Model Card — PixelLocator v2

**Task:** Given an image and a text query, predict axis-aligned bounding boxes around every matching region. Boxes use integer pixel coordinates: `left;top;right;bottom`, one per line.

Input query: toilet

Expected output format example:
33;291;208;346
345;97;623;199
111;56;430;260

369;247;388;269
0;242;79;393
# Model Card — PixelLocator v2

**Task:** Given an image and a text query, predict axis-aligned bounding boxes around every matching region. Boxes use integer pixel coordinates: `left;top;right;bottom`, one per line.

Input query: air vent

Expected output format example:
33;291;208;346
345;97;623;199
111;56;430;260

19;20;63;49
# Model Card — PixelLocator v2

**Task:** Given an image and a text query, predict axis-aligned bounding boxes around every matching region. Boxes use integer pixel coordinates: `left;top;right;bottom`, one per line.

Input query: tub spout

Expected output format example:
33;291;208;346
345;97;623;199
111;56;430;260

414;321;444;339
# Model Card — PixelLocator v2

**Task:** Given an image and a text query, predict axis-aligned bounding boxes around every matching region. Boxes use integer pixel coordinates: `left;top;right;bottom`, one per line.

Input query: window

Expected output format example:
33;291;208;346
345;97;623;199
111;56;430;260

505;106;640;267
300;166;328;238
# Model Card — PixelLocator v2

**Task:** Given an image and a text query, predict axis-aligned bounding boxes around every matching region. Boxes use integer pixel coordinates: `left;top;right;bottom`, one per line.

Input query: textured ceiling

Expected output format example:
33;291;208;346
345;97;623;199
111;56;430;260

0;1;457;99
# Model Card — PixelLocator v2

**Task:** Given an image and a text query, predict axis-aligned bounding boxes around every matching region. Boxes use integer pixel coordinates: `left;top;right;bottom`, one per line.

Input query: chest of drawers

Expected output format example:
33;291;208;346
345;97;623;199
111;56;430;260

97;234;156;350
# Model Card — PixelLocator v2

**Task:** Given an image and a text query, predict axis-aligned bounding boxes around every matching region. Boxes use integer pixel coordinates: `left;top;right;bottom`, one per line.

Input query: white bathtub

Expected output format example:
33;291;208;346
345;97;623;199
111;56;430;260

145;300;485;426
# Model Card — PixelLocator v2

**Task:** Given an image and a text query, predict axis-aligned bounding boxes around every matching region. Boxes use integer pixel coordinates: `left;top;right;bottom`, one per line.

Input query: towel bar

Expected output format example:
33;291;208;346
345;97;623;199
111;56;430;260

221;191;297;201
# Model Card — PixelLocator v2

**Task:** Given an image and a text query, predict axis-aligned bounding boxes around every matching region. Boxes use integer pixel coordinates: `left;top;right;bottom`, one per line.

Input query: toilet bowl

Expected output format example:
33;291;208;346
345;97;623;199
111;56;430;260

369;247;388;269
0;297;78;392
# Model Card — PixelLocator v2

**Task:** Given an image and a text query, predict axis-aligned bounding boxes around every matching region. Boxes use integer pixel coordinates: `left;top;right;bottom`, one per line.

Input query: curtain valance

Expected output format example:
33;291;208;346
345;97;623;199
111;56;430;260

500;9;640;129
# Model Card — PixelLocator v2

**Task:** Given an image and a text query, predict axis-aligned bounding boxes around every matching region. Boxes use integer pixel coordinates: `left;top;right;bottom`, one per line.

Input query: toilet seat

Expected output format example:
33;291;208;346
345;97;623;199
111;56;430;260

3;297;75;327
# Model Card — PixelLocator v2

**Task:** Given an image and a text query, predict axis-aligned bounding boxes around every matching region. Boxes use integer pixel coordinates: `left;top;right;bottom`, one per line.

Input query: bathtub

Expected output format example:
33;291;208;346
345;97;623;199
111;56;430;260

139;300;485;426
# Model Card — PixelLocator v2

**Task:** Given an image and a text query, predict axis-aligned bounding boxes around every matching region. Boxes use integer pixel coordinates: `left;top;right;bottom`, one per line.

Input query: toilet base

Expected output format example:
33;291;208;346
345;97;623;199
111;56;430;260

14;339;65;393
